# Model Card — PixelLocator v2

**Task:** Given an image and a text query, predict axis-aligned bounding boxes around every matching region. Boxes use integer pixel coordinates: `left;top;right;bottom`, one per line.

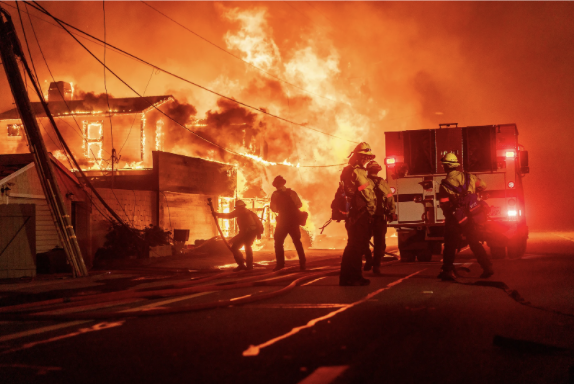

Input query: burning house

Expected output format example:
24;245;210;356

0;81;314;274
0;81;175;170
0;82;245;269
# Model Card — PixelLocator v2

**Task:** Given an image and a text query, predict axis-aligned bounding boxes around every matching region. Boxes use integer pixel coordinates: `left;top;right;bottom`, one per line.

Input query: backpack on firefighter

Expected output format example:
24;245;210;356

249;210;265;239
441;173;489;226
330;181;351;222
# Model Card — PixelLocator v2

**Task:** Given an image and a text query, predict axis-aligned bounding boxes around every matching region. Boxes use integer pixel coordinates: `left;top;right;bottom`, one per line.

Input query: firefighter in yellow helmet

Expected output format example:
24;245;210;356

438;153;493;281
362;160;396;275
339;142;377;286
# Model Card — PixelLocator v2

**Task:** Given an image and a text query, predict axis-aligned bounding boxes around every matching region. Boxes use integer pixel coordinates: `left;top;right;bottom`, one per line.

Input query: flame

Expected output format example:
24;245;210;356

155;119;164;151
240;153;299;168
121;161;144;169
223;7;280;72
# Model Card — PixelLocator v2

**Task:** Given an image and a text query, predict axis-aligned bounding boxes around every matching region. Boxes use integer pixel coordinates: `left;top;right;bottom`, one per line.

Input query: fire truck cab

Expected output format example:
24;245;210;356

384;123;529;262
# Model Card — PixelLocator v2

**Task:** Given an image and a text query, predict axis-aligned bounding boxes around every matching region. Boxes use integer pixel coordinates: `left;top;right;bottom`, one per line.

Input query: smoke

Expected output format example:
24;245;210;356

0;1;572;230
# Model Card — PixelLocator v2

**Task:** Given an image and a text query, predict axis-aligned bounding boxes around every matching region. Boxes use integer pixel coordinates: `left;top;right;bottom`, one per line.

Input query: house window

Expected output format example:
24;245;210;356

155;119;164;151
7;124;23;137
82;120;103;161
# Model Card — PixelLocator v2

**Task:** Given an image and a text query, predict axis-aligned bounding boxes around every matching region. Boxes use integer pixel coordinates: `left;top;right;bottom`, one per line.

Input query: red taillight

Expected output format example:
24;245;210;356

386;158;396;165
508;210;518;217
508;181;515;188
390;187;396;194
505;151;516;158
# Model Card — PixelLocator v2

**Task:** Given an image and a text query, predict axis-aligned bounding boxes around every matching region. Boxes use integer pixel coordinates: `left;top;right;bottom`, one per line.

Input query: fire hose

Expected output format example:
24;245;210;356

0;258;342;321
207;197;235;256
0;267;340;321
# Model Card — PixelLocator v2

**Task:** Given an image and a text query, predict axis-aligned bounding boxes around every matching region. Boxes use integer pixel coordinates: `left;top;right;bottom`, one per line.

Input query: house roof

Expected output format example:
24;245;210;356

0;153;80;186
0;95;174;121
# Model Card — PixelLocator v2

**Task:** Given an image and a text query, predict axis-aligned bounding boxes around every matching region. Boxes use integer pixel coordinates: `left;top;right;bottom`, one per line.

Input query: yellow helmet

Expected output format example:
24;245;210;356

349;142;376;159
441;153;460;168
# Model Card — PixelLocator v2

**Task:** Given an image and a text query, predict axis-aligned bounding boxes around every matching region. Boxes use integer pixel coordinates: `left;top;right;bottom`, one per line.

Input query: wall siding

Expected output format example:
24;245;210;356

0;204;36;278
160;192;218;243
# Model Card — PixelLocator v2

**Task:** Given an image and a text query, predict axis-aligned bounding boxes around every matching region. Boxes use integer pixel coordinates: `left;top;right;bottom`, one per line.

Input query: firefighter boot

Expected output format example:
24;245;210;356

273;264;285;272
479;268;494;279
438;270;456;281
363;260;372;271
234;264;247;272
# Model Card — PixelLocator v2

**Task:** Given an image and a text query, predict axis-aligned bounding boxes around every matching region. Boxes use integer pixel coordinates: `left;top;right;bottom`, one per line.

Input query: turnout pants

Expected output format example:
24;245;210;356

371;215;388;267
442;218;492;273
230;231;258;268
340;211;372;284
274;220;306;267
362;215;388;267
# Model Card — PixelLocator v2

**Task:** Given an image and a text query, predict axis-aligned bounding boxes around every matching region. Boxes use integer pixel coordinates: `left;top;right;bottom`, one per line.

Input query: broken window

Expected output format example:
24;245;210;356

7;124;23;137
82;120;103;160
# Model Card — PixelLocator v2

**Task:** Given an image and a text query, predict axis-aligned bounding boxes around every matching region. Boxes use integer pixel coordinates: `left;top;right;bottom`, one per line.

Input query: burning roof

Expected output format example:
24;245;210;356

0;95;174;120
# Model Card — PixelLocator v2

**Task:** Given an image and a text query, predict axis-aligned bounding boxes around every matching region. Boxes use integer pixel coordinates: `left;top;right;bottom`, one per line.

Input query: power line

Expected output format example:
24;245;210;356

140;0;347;107
15;2;76;171
102;0;116;175
28;1;355;170
24;1;359;145
117;67;154;158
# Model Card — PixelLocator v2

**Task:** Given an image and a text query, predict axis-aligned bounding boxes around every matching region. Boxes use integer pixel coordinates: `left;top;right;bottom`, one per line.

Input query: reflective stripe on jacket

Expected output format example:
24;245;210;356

340;164;376;215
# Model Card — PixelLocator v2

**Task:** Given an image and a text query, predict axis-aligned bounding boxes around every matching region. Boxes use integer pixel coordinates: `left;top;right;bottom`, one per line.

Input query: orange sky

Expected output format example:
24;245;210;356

0;1;573;231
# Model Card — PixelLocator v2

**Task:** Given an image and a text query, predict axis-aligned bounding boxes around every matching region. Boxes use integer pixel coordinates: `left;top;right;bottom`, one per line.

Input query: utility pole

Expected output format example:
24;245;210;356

0;7;88;277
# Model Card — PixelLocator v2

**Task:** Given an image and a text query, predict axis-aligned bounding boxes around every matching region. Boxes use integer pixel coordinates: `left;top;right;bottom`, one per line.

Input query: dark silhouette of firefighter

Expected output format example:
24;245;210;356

339;142;377;286
362;160;396;275
270;175;306;271
438;153;494;281
212;200;263;272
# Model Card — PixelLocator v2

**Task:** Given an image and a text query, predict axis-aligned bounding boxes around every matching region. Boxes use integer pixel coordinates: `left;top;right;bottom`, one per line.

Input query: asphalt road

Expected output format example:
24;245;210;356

0;231;573;384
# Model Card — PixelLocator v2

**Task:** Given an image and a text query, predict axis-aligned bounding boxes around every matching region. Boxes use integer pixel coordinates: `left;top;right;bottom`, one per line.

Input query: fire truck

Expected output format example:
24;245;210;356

384;123;529;262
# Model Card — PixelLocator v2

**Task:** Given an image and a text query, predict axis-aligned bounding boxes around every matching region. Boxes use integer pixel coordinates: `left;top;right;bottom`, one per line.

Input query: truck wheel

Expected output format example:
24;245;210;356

400;250;416;262
507;237;527;259
416;249;433;262
490;246;506;259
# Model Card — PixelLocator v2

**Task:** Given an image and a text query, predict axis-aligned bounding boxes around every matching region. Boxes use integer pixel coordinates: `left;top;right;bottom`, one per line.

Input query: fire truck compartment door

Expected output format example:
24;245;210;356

396;177;424;194
475;172;507;219
435;128;463;174
395;177;425;222
398;201;426;222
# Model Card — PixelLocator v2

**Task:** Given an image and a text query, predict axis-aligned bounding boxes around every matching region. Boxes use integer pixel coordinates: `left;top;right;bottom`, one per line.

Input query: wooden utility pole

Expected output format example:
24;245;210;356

0;8;88;277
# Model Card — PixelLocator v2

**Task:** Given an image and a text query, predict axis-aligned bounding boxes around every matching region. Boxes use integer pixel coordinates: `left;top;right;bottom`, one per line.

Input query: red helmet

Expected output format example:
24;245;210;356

366;160;382;173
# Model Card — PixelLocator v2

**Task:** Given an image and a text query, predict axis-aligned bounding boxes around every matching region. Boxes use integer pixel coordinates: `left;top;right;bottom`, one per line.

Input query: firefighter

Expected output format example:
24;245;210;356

438;153;494;281
365;160;396;275
212;200;260;272
339;142;377;286
270;176;306;271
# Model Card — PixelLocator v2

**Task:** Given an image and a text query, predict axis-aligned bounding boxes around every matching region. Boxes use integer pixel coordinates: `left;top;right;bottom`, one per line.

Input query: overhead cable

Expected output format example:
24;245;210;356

24;1;359;145
140;0;348;107
27;1;351;168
